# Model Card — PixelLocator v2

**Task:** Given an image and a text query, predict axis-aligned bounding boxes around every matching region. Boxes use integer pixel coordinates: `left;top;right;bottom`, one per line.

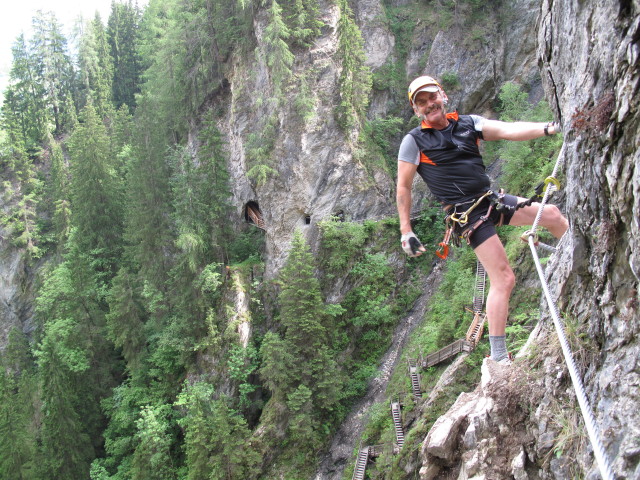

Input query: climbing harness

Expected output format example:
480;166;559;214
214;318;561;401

523;147;615;480
436;190;509;259
435;176;564;259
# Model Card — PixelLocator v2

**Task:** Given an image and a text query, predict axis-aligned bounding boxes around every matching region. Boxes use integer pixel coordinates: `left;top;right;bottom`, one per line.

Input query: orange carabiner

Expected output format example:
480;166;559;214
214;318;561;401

436;243;449;259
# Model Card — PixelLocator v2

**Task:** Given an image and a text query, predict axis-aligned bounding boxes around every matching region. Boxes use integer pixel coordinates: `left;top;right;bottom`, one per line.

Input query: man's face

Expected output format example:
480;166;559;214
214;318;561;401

413;90;447;123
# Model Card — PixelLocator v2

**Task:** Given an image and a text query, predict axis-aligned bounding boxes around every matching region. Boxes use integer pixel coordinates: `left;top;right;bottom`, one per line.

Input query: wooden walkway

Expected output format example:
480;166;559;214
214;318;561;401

422;339;474;368
351;261;487;479
245;204;265;230
391;402;404;449
352;447;370;480
408;358;422;399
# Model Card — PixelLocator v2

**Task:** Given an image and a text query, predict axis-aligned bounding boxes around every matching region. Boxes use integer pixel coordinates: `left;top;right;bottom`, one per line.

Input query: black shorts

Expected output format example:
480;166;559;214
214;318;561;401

452;194;518;249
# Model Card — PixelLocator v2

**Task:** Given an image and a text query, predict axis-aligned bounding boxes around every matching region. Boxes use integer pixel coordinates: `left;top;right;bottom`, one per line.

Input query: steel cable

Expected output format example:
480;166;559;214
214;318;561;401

524;144;615;480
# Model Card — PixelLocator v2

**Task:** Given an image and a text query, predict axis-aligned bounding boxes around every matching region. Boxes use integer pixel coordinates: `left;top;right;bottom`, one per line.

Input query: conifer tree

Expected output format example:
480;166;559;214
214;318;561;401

48;139;71;249
0;57;44;258
68;103;124;282
336;0;371;131
30;10;75;135
35;256;117;480
77;13;114;115
263;0;294;98
106;268;147;371
260;231;341;418
286;0;323;47
107;0;143;111
2;34;48;150
0;329;37;480
36;277;95;480
176;382;260;480
130;405;176;480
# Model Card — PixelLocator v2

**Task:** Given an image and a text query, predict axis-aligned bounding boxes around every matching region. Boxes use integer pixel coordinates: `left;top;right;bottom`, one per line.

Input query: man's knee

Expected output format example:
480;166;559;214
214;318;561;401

493;263;516;292
502;267;516;292
544;204;565;223
542;204;569;237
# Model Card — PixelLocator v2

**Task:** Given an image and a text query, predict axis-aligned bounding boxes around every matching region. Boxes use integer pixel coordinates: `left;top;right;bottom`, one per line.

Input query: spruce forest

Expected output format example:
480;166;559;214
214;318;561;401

0;0;566;479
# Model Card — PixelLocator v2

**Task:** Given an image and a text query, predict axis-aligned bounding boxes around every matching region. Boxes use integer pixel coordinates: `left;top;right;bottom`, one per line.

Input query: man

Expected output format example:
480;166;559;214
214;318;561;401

397;75;568;365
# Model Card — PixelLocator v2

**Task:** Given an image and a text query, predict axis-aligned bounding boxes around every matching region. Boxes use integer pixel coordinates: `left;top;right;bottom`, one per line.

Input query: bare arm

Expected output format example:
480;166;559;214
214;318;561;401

482;119;558;141
397;161;418;234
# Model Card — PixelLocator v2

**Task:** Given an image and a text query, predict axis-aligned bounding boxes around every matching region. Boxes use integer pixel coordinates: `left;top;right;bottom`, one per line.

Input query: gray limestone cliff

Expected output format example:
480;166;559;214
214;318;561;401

417;1;640;479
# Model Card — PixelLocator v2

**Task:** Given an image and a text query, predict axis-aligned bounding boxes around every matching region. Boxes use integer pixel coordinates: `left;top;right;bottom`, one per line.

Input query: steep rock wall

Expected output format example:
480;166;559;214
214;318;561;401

221;0;542;280
539;0;640;475
417;1;639;479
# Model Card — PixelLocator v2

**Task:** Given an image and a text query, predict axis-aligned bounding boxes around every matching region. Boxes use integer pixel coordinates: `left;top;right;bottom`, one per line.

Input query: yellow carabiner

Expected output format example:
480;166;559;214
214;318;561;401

543;176;561;191
450;212;468;225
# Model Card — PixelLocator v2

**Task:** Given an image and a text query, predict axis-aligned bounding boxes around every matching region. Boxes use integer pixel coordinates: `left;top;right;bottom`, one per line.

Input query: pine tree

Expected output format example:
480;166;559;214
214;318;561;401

77;13;115;115
263;0;294;98
336;0;371;131
30;10;75;135
0;329;37;480
106;268;147;371
35;256;117;480
260;231;342;419
286;0;323;47
176;382;260;480
68;103;124;283
107;0;143;111
36;277;95;480
0;47;45;258
48;139;71;249
2;34;48;150
130;405;177;480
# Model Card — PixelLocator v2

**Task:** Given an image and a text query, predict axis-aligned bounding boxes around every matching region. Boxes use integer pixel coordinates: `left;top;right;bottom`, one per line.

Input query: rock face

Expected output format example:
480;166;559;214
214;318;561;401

416;1;640;478
0;225;38;348
539;0;640;476
221;0;542;277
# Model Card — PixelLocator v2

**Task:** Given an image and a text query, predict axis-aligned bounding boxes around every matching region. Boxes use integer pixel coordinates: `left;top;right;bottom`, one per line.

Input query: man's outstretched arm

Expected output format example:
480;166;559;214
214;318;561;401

482;119;559;141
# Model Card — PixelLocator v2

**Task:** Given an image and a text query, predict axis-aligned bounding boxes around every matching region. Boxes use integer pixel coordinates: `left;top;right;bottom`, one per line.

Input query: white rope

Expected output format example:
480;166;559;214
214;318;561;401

527;236;615;480
523;144;615;480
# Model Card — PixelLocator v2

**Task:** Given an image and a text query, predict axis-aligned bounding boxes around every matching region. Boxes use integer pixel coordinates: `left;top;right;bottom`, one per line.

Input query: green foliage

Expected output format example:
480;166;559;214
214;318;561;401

245;110;279;186
411;205;445;256
176;383;261;480
228;228;265;264
264;0;295;97
227;344;259;407
48;139;71;249
107;1;143;111
440;71;460;91
259;230;342;469
412;248;478;352
131;405;177;480
488;82;564;195
282;0;323;47
68;103;124;281
77;15;115;115
497;81;529;122
336;0;372;132
30;11;76;135
318;218;369;273
343;253;395;346
356;115;404;176
0;330;38;480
